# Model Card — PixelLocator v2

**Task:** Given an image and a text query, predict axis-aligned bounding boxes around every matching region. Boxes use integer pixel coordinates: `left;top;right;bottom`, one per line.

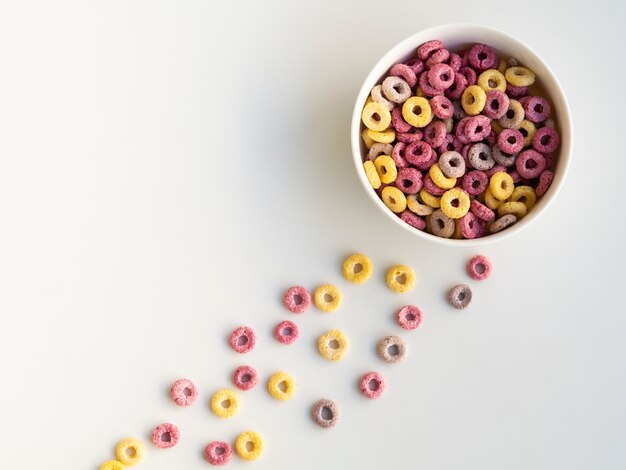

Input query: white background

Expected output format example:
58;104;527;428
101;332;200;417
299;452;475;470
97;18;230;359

1;1;625;469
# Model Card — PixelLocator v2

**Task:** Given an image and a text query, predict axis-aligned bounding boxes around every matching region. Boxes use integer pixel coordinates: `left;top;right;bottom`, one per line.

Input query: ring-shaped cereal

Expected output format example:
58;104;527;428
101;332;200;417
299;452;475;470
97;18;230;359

519;120;537;147
440;188;470;219
407;194;434;216
359;371;386;399
498;201;527;219
505;66;536;87
232;365;259;391
429;163;457;190
363;160;382;189
509;185;537;210
361;102;391;132
151;423;180;449
429;208;455;237
382;76;412;104
274;320;299;345
267;371;296;401
100;461;125;470
361;129;375;149
318;330;349;361
370;84;395;111
235;431;263;461
448;284;472;309
402;96;432;128
381;186;407;213
438;151;466;178
367;128;396;144
373;155;398;184
377;335;408;363
396;305;423;330
484;187;503;210
313;284;342;312
115;438;145;466
467;254;493;281
418;188;441;209
170;379;197;407
210;389;240;418
342;253;373;284
477;69;507;92
385;264;416;293
489;214;517;233
489;171;515;201
498;99;525;129
229;326;256;354
461;85;486;115
283;285;311;314
312;399;340;428
367;142;393;161
204;441;233;466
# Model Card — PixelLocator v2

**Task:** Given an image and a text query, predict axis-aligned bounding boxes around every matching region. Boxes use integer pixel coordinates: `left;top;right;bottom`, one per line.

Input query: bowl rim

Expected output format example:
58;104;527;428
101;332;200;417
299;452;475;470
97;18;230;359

350;23;573;246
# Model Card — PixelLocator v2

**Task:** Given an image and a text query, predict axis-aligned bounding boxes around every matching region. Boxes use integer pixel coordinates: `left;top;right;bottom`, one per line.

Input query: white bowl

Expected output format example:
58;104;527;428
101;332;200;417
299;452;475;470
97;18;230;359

350;24;572;246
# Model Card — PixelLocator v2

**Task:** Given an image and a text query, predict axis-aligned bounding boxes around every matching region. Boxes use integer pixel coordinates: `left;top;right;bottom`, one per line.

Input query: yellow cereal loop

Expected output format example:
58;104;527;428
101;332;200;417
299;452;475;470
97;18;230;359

519;119;536;147
374;155;397;184
267;371;296;401
367;128;396;144
381;186;407;213
497;58;508;74
440;188;470;219
505;66;536;87
115;438;145;466
419;188;441;208
461;85;487;115
361;102;391;132
509;185;537;210
489;171;515;201
498;201;527;219
100;461;125;470
342;253;373;284
407;194;433;216
210;389;240;418
318;330;349;361
484;187;503;210
235;431;263;461
477;69;507;92
402;96;432;128
386;264;416;293
491;119;504;134
429;163;457;189
363;161;381;189
313;284;342;312
361;129;375;149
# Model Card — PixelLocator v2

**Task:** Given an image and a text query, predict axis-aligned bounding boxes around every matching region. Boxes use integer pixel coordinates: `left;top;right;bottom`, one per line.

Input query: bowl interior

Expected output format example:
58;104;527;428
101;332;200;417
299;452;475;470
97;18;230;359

351;24;572;246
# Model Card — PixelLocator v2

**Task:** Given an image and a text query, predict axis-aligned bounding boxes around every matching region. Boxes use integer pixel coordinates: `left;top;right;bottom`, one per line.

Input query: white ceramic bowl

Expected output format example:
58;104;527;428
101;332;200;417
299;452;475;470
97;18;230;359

351;24;572;246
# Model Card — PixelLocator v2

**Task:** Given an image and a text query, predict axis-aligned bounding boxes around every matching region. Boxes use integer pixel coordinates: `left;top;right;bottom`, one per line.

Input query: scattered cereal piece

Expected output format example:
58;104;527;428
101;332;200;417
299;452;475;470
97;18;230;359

448;284;472;309
467;255;493;281
342;253;373;284
235;431;263;461
210;389;240;418
311;399;340;428
100;461;125;470
274;320;299;345
385;264;416;293
317;330;349;361
229;326;256;354
359;371;386;399
232;365;259;391
204;441;232;466
267;371;296;401
313;284;342;312
151;423;180;449
283;286;311;314
377;336;408;363
115;438;145;466
396;305;423;330
170;379;197;407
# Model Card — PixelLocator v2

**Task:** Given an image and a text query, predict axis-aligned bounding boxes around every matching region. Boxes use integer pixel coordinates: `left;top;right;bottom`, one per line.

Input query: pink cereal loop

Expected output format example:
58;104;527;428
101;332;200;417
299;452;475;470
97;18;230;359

430;95;454;119
391;142;409;169
470;199;495;222
152;423;180;449
204;441;233;466
417;39;443;60
274;320;299;345
459;212;486;239
283;286;311;313
426;48;450;68
396;305;423;330
400;210;426;230
389;63;417;88
229;326;256;354
397;129;423;143
170;379;198;407
468;43;498;70
359;371;386;399
536;170;554;197
516;149;546;179
532;127;560;154
232;365;259;391
419;71;443;97
467;254;493;281
391;106;412;133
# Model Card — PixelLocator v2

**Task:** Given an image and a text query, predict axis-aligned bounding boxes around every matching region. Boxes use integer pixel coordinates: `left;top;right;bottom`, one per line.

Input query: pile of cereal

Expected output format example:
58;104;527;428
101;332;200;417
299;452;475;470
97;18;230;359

360;40;558;239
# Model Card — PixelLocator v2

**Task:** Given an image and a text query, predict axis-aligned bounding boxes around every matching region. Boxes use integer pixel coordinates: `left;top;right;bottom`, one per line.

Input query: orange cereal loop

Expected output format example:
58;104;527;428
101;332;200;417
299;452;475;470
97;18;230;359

361;102;391;132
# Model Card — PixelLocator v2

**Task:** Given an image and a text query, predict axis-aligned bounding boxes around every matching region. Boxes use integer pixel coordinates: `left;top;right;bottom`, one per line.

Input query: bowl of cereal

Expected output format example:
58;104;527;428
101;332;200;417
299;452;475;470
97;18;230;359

351;24;572;245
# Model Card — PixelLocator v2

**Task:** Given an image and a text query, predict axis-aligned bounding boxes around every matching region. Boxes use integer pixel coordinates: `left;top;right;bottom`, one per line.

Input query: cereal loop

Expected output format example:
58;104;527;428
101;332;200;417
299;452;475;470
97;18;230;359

210;389;240;418
313;284;342;312
484;187;503;210
274;320;299;345
385;264;416;293
509;185;537;210
151;423;180;449
440;188;470;219
439;151;466;178
359;371;386;399
235;431;263;461
232;365;259;391
505;66;536;87
361;129;375;149
342;253;373;284
519;120;537;147
312;399;340;428
407;194;434;216
448;284;472;309
467;255;493;281
370;84;394;111
396;305;422;330
374;155;398;184
498;99;525;129
429;163;457;189
498;201;527;219
377;336;408;363
204;441;233;466
267;371;296;401
461;85;487;115
419;188;441;208
382;76;412;104
402;96;432;128
363;160;382;189
489;214;517;233
170;379;197;407
381;186;407;213
489;171;515;201
229;326;256;354
477;69;506;92
429;209;455;238
362;102;391;132
115;438;145;466
100;461;125;470
367;128;396;144
283;286;311;314
318;330;349;361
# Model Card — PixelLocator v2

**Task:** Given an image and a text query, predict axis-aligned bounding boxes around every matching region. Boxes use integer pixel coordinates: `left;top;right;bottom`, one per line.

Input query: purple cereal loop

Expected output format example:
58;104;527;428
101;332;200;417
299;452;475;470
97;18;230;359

397;128;423;143
489;214;517;233
506;83;529;98
523;96;551;123
462;170;488;196
464;116;492;142
396;305;423;330
445;73;468;100
204;441;233;466
312;399;340;428
470;199;496;222
391;106;412;133
404;58;425;75
233;365;259;391
419;71;443;97
423;120;447;148
152;423;180;449
492;146;517;167
426;48;450;68
400;210;426;230
423;173;446;196
455;118;471;144
274;320;299;345
467;254;493;281
438;134;462;154
448;52;462;71
427;63;455;91
359;371;386;399
417;40;443;60
483;90;509;119
516;149;546;179
391;142;409;169
468;43;498;71
507;169;529;185
448;284;473;309
485;164;506;178
283;286;311;313
430;95;454;119
532;127;560;153
395;167;423;194
389;63;417;88
536;170;554;197
170;379;198;407
498;128;524;153
230;326;256;354
457;66;477;86
405;141;435;170
459;212;485;239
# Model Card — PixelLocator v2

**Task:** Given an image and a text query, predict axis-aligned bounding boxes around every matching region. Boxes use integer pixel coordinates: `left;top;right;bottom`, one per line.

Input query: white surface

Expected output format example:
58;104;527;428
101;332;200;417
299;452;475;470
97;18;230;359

0;1;625;469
